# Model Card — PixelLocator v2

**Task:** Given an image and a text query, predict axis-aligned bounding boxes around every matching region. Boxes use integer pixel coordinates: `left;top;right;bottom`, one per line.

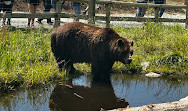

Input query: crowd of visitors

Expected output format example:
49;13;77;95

0;0;187;27
0;0;82;28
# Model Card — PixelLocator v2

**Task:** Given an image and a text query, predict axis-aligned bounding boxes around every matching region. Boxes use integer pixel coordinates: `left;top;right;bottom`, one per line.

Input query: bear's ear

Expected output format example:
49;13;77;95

131;41;134;46
117;39;125;47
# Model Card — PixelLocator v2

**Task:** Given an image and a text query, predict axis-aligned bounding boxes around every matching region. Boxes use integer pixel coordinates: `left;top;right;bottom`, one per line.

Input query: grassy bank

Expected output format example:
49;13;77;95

0;23;188;91
0;27;66;92
113;22;188;78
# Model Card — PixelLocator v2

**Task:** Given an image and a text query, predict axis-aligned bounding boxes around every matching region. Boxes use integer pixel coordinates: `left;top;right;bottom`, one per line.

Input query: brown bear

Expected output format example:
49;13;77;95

51;22;133;83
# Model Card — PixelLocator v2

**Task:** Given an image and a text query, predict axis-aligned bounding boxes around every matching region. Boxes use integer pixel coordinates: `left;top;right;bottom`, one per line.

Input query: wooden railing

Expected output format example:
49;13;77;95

0;0;187;28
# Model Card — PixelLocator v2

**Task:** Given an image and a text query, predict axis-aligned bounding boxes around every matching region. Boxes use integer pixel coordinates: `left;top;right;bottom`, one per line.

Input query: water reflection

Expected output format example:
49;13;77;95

49;76;128;111
0;83;56;111
0;74;187;111
111;74;188;107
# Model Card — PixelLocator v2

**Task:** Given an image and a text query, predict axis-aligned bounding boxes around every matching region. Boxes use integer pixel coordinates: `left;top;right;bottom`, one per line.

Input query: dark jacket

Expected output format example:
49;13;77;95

0;0;14;12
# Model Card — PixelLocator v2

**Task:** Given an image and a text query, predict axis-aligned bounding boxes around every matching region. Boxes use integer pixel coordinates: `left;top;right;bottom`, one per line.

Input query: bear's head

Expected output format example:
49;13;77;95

114;38;133;64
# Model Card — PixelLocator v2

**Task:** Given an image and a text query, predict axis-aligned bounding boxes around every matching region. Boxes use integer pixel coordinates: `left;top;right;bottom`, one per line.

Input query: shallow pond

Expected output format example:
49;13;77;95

0;74;188;111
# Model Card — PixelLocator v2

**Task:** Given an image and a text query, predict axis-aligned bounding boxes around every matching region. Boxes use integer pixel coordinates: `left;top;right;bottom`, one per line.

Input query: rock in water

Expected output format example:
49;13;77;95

145;72;161;77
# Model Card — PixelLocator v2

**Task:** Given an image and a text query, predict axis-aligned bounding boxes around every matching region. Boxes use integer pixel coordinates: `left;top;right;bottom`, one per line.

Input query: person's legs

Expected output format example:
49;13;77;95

136;1;147;17
154;0;166;17
159;8;165;17
74;4;81;15
6;10;12;25
52;0;58;11
28;4;37;27
2;3;13;25
45;5;53;24
136;7;144;17
38;2;52;24
73;3;81;21
28;4;34;26
32;5;37;26
7;5;13;25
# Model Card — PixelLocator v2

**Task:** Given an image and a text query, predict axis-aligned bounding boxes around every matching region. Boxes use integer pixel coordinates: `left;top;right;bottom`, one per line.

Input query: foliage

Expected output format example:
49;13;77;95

113;22;188;78
0;27;66;92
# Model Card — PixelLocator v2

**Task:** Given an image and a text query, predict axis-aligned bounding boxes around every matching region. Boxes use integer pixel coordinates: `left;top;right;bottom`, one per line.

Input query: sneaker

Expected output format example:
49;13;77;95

82;10;87;15
7;20;11;26
30;24;35;28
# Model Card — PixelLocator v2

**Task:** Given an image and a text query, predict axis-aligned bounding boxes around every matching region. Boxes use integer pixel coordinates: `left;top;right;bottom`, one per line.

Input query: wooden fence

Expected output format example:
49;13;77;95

0;0;188;28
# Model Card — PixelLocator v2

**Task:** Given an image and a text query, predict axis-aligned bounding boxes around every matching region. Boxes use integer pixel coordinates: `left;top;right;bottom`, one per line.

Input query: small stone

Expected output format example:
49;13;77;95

145;72;161;77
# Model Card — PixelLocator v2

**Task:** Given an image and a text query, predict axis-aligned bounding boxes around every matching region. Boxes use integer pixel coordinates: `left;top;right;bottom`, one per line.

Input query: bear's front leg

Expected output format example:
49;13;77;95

91;62;113;84
57;59;65;72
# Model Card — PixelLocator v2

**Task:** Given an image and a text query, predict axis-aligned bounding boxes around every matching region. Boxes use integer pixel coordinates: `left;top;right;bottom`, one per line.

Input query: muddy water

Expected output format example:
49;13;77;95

0;74;188;111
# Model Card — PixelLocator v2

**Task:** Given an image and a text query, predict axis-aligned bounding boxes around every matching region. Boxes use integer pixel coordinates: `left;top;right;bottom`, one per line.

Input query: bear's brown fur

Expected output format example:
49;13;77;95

51;22;133;83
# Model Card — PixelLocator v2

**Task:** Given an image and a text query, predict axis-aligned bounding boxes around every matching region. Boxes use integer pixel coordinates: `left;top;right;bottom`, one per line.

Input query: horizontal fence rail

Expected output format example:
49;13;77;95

0;0;187;28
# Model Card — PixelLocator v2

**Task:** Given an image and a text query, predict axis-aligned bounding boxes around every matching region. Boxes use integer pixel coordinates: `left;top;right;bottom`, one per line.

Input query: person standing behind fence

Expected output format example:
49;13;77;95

51;0;58;11
136;0;166;17
72;2;81;21
37;0;53;25
27;0;40;28
136;0;147;17
0;0;14;26
154;0;166;17
82;4;100;15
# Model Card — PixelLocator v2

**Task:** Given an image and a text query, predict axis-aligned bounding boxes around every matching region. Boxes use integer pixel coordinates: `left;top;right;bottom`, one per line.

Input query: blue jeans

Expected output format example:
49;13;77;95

52;0;58;11
72;2;81;15
136;1;147;17
154;0;166;17
38;0;52;22
136;0;165;17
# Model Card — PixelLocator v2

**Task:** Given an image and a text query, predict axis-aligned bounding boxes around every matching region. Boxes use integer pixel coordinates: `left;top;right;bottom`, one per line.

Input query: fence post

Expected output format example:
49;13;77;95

54;0;61;27
154;7;159;22
186;0;188;28
88;0;96;25
105;3;111;27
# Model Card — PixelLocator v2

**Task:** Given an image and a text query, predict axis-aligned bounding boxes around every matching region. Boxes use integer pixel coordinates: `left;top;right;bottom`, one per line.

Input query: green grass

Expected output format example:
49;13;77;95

0;27;66;92
0;23;188;92
112;22;188;78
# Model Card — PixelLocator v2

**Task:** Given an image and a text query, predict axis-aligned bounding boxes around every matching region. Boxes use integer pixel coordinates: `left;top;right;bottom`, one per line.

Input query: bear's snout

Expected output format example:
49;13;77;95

122;53;132;64
127;53;132;64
